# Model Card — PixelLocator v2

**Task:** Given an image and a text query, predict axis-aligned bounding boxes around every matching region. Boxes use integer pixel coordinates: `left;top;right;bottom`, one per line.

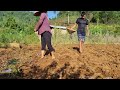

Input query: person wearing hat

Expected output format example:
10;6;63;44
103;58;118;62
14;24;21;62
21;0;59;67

34;11;55;59
70;11;89;53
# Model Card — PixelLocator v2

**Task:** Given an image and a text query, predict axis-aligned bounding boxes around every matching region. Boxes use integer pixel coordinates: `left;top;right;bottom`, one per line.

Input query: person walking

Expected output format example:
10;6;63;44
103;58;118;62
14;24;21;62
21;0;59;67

34;11;55;59
70;11;89;53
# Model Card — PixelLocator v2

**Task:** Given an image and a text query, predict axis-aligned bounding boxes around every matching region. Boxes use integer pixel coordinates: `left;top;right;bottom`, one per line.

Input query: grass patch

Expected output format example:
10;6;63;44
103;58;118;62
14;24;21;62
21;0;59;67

0;23;120;46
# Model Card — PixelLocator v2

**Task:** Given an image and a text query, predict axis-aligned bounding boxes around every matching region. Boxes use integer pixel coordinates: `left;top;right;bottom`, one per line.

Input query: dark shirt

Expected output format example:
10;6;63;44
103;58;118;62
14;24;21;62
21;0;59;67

76;17;88;36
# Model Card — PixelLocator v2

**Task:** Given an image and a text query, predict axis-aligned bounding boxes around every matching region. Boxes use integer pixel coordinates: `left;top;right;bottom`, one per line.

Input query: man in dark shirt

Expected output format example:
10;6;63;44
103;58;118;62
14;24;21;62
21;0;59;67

71;12;89;53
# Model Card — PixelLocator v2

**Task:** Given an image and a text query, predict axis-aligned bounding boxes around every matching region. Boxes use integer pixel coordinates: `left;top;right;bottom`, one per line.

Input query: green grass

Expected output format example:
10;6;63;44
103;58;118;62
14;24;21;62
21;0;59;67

0;27;40;45
51;24;120;44
0;23;120;48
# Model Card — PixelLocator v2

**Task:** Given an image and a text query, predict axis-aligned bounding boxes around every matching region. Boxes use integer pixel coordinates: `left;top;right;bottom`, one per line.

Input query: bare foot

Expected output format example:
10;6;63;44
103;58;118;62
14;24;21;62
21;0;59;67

79;50;82;53
41;56;44;59
41;50;45;59
51;51;55;59
52;55;55;59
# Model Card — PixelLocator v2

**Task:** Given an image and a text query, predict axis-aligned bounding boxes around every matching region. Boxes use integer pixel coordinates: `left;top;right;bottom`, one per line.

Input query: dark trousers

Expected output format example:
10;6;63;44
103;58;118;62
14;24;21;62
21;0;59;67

41;31;55;52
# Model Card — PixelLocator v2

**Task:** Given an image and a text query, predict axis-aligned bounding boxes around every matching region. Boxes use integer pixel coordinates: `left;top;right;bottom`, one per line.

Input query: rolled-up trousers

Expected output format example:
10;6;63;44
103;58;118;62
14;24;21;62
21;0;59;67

40;31;55;52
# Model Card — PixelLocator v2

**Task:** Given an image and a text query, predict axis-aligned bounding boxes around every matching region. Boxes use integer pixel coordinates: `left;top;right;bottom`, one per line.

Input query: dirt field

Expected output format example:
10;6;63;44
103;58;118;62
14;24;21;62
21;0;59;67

0;44;120;79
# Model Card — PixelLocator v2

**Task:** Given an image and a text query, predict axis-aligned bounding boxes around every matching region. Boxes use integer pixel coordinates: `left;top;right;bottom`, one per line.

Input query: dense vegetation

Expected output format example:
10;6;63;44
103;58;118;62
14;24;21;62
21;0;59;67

0;11;39;46
51;11;120;44
0;11;120;47
55;11;120;24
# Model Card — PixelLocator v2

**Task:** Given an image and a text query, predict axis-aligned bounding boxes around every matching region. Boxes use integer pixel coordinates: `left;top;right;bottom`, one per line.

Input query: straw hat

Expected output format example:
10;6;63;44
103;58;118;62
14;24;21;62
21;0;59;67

33;11;41;16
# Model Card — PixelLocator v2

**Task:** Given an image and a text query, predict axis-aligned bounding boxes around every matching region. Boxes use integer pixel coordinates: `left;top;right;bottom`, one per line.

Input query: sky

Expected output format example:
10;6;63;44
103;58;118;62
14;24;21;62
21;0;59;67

47;11;59;19
30;11;59;19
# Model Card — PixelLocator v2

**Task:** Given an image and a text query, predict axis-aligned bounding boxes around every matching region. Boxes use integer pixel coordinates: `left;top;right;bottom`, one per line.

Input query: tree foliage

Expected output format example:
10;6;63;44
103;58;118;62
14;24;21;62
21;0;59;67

57;11;120;24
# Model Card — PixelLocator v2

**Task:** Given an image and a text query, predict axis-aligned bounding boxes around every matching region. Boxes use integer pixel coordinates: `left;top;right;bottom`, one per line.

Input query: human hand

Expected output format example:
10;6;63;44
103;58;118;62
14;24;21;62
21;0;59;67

67;27;75;31
34;29;37;32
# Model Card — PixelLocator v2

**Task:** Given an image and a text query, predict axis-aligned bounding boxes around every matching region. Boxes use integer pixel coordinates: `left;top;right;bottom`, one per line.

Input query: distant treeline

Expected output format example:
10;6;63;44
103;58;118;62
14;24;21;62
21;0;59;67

0;11;38;31
0;11;120;46
52;11;120;25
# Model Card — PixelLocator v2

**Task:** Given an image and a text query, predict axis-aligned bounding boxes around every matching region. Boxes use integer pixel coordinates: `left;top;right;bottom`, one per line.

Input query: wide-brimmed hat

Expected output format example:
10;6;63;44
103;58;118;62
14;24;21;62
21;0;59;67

33;11;41;16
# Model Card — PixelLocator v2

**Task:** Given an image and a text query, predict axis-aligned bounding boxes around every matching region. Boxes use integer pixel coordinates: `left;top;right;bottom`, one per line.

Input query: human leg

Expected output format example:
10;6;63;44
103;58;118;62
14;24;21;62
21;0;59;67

44;31;55;59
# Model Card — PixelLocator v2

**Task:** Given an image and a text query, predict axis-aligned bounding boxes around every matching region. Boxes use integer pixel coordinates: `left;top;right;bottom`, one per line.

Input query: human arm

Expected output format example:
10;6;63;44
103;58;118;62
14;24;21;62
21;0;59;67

70;23;77;30
34;13;45;32
86;25;89;36
70;18;79;30
86;19;89;36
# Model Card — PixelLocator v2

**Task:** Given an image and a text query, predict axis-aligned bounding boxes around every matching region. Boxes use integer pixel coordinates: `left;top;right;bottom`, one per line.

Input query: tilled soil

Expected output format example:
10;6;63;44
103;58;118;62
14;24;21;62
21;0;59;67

0;44;120;79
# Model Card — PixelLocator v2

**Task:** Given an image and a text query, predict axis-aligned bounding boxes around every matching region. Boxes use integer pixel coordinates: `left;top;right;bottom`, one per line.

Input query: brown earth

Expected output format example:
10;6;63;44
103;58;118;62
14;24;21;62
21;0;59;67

0;44;120;79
